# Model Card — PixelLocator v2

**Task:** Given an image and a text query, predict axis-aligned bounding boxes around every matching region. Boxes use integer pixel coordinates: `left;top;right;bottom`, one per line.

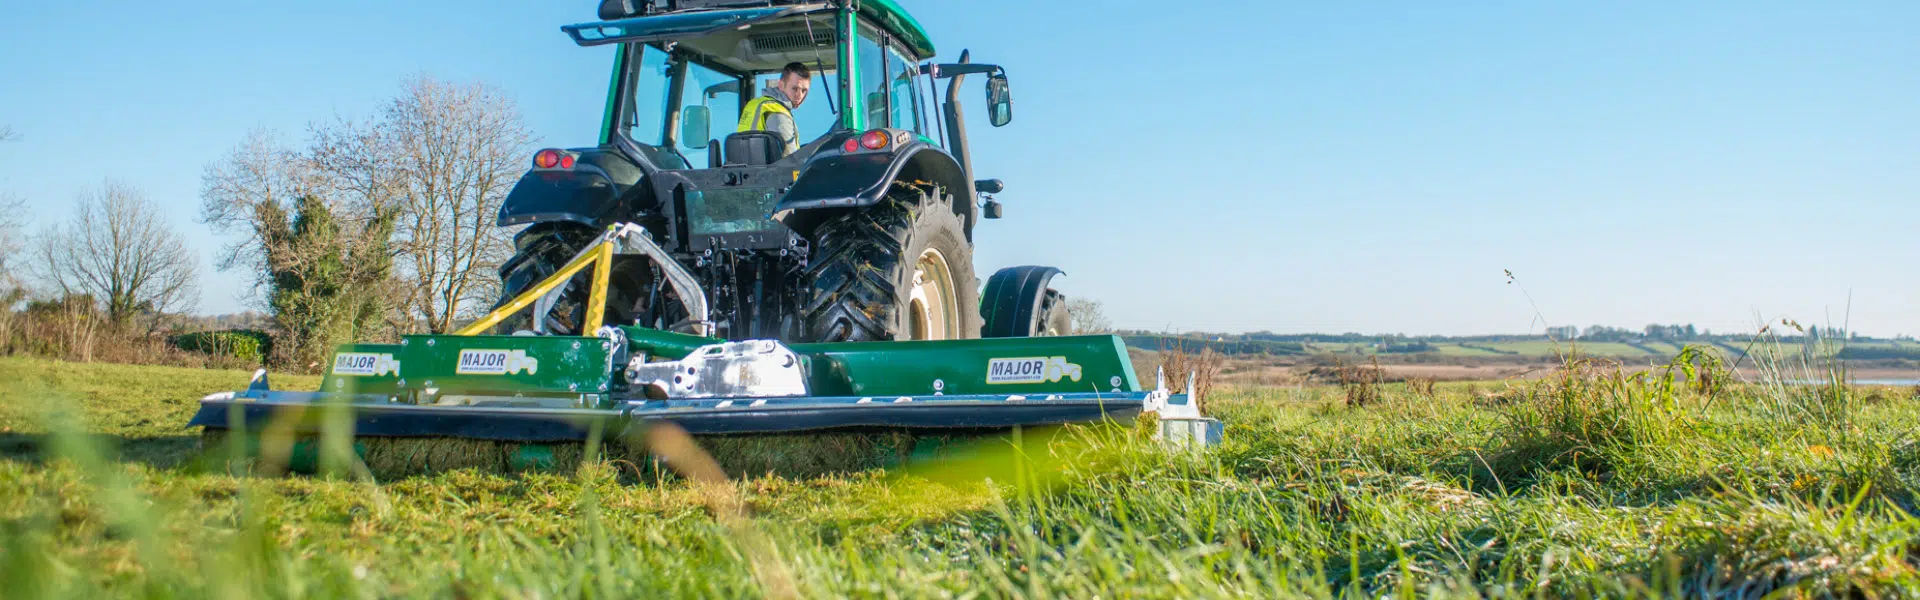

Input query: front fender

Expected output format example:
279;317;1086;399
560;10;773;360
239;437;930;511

981;266;1065;338
773;136;975;234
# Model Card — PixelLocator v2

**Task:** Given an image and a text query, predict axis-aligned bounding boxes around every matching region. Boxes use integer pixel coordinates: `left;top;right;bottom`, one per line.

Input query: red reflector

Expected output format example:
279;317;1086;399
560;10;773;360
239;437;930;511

860;129;889;150
841;138;860;153
534;149;560;169
558;154;575;169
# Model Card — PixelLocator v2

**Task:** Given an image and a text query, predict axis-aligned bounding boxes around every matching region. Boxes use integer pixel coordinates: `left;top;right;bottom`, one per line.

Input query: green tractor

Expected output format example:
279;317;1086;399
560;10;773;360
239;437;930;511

188;0;1215;465
497;0;1068;343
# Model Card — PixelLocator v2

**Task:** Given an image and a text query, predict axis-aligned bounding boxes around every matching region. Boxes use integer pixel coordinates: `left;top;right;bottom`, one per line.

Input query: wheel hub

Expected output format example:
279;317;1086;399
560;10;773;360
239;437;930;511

907;248;959;340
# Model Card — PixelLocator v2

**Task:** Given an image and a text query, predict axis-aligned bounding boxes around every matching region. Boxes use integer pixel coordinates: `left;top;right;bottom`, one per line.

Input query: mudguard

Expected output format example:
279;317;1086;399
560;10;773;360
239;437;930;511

496;149;650;228
773;134;975;234
980;266;1064;338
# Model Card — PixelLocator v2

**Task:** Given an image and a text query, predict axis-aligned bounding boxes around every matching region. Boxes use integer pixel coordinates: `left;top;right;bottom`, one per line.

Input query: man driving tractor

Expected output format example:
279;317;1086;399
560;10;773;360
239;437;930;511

738;61;812;155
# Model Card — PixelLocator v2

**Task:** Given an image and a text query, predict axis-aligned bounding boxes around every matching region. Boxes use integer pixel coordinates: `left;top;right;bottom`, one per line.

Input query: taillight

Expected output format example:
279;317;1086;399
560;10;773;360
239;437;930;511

859;129;889;150
533;149;562;169
558;154;576;169
841;137;860;153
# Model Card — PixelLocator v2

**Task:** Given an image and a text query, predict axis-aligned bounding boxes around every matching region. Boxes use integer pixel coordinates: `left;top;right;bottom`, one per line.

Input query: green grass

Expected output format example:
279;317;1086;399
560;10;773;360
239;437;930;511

0;359;323;467
3;356;1919;597
1428;343;1505;357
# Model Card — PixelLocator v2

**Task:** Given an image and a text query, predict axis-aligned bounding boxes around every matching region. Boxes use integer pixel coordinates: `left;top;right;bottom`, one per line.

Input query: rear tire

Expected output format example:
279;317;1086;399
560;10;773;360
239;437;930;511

801;186;979;342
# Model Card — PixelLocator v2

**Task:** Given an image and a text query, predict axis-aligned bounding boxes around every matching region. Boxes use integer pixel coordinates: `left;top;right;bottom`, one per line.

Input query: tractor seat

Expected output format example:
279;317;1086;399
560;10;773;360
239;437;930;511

724;132;785;167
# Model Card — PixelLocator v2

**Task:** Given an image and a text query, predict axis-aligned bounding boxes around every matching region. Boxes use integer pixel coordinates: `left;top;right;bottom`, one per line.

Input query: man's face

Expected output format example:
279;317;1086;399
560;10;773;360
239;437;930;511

779;73;810;108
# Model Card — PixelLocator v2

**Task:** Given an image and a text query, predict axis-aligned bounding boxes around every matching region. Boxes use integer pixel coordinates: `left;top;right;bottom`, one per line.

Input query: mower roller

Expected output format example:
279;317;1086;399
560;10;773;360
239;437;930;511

188;0;1217;471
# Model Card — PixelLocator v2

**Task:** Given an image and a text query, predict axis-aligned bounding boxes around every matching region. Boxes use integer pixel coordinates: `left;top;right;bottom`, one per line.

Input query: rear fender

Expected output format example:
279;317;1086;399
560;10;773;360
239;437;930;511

497;148;652;228
772;134;976;236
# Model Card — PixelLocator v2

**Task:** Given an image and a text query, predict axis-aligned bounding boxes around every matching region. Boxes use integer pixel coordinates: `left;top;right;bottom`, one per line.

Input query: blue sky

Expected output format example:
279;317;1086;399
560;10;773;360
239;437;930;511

1;1;1914;336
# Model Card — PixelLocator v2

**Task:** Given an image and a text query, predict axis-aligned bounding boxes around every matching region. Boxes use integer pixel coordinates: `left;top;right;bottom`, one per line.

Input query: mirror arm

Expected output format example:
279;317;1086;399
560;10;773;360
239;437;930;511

662;57;691;147
930;63;1001;78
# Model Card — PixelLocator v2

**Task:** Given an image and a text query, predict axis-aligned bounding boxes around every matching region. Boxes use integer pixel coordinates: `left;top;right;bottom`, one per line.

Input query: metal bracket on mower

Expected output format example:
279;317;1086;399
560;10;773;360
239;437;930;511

1145;367;1223;453
625;339;809;399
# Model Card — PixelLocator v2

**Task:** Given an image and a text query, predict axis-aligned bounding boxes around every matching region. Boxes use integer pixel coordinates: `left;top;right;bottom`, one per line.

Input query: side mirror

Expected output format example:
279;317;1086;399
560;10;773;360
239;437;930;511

680;105;711;149
974;179;1004;194
986;74;1012;127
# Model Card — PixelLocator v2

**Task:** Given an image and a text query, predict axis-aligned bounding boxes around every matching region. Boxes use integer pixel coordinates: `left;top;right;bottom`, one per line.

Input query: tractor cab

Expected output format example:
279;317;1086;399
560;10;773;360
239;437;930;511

518;0;1014;260
563;0;984;171
494;0;1034;345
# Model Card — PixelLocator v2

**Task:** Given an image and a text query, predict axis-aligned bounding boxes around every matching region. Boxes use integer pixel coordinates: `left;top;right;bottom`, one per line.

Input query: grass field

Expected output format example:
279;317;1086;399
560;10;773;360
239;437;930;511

4;356;1920;597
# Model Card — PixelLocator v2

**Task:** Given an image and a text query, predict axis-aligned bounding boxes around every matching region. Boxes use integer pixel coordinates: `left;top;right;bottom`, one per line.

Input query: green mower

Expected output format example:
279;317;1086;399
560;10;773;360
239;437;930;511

189;0;1216;470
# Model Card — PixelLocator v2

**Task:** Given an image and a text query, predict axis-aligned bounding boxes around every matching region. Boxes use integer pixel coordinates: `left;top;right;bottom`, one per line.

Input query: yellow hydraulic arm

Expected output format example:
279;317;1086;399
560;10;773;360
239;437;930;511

455;224;709;337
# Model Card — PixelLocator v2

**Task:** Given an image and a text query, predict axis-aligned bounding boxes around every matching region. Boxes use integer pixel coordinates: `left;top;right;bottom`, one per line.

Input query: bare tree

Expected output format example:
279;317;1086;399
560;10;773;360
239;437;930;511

36;181;199;329
0;126;16;142
202;130;402;364
201;129;317;276
0;192;28;349
310;76;531;333
1066;298;1112;334
0;191;26;290
201;77;529;339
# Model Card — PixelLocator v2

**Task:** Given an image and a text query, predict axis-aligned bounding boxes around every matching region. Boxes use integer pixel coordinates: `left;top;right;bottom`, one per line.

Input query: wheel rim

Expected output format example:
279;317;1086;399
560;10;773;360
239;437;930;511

1041;309;1069;336
907;248;959;340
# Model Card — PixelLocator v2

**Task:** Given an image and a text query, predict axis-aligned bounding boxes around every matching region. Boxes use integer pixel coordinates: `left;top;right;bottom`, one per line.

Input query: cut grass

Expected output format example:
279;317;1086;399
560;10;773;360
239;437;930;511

3;356;1919;597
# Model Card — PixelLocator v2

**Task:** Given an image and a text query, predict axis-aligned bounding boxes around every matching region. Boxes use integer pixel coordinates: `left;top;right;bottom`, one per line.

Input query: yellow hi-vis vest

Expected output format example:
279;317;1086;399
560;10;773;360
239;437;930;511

737;95;797;151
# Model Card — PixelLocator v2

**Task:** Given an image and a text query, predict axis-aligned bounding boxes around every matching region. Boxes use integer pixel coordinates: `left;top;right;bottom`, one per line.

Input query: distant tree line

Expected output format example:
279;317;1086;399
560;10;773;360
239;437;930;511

1120;335;1309;357
1119;323;1901;346
1117;321;1911;358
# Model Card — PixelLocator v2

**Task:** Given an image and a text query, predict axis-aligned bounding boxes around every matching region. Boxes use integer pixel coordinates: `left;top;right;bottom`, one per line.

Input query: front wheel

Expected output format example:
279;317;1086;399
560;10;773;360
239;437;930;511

800;186;980;342
981;266;1072;337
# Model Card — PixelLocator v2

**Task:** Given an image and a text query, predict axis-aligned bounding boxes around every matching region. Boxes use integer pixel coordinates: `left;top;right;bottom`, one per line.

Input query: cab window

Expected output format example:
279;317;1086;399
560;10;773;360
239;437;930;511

672;58;742;168
885;43;922;133
617;45;746;169
856;27;888;129
622;45;674;147
754;68;837;140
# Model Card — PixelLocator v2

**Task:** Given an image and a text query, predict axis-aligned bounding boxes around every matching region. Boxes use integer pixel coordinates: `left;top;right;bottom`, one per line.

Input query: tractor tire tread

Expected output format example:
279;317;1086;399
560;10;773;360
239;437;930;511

800;187;977;342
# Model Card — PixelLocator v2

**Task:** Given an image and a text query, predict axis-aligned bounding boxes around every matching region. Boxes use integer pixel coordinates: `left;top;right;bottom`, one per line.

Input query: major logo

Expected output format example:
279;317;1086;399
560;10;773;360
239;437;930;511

332;353;399;377
455;349;540;375
986;356;1083;385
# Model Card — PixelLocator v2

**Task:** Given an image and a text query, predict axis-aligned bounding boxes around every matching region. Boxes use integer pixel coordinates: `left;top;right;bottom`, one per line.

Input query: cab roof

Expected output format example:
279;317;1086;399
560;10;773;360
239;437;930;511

856;0;934;59
572;0;935;60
